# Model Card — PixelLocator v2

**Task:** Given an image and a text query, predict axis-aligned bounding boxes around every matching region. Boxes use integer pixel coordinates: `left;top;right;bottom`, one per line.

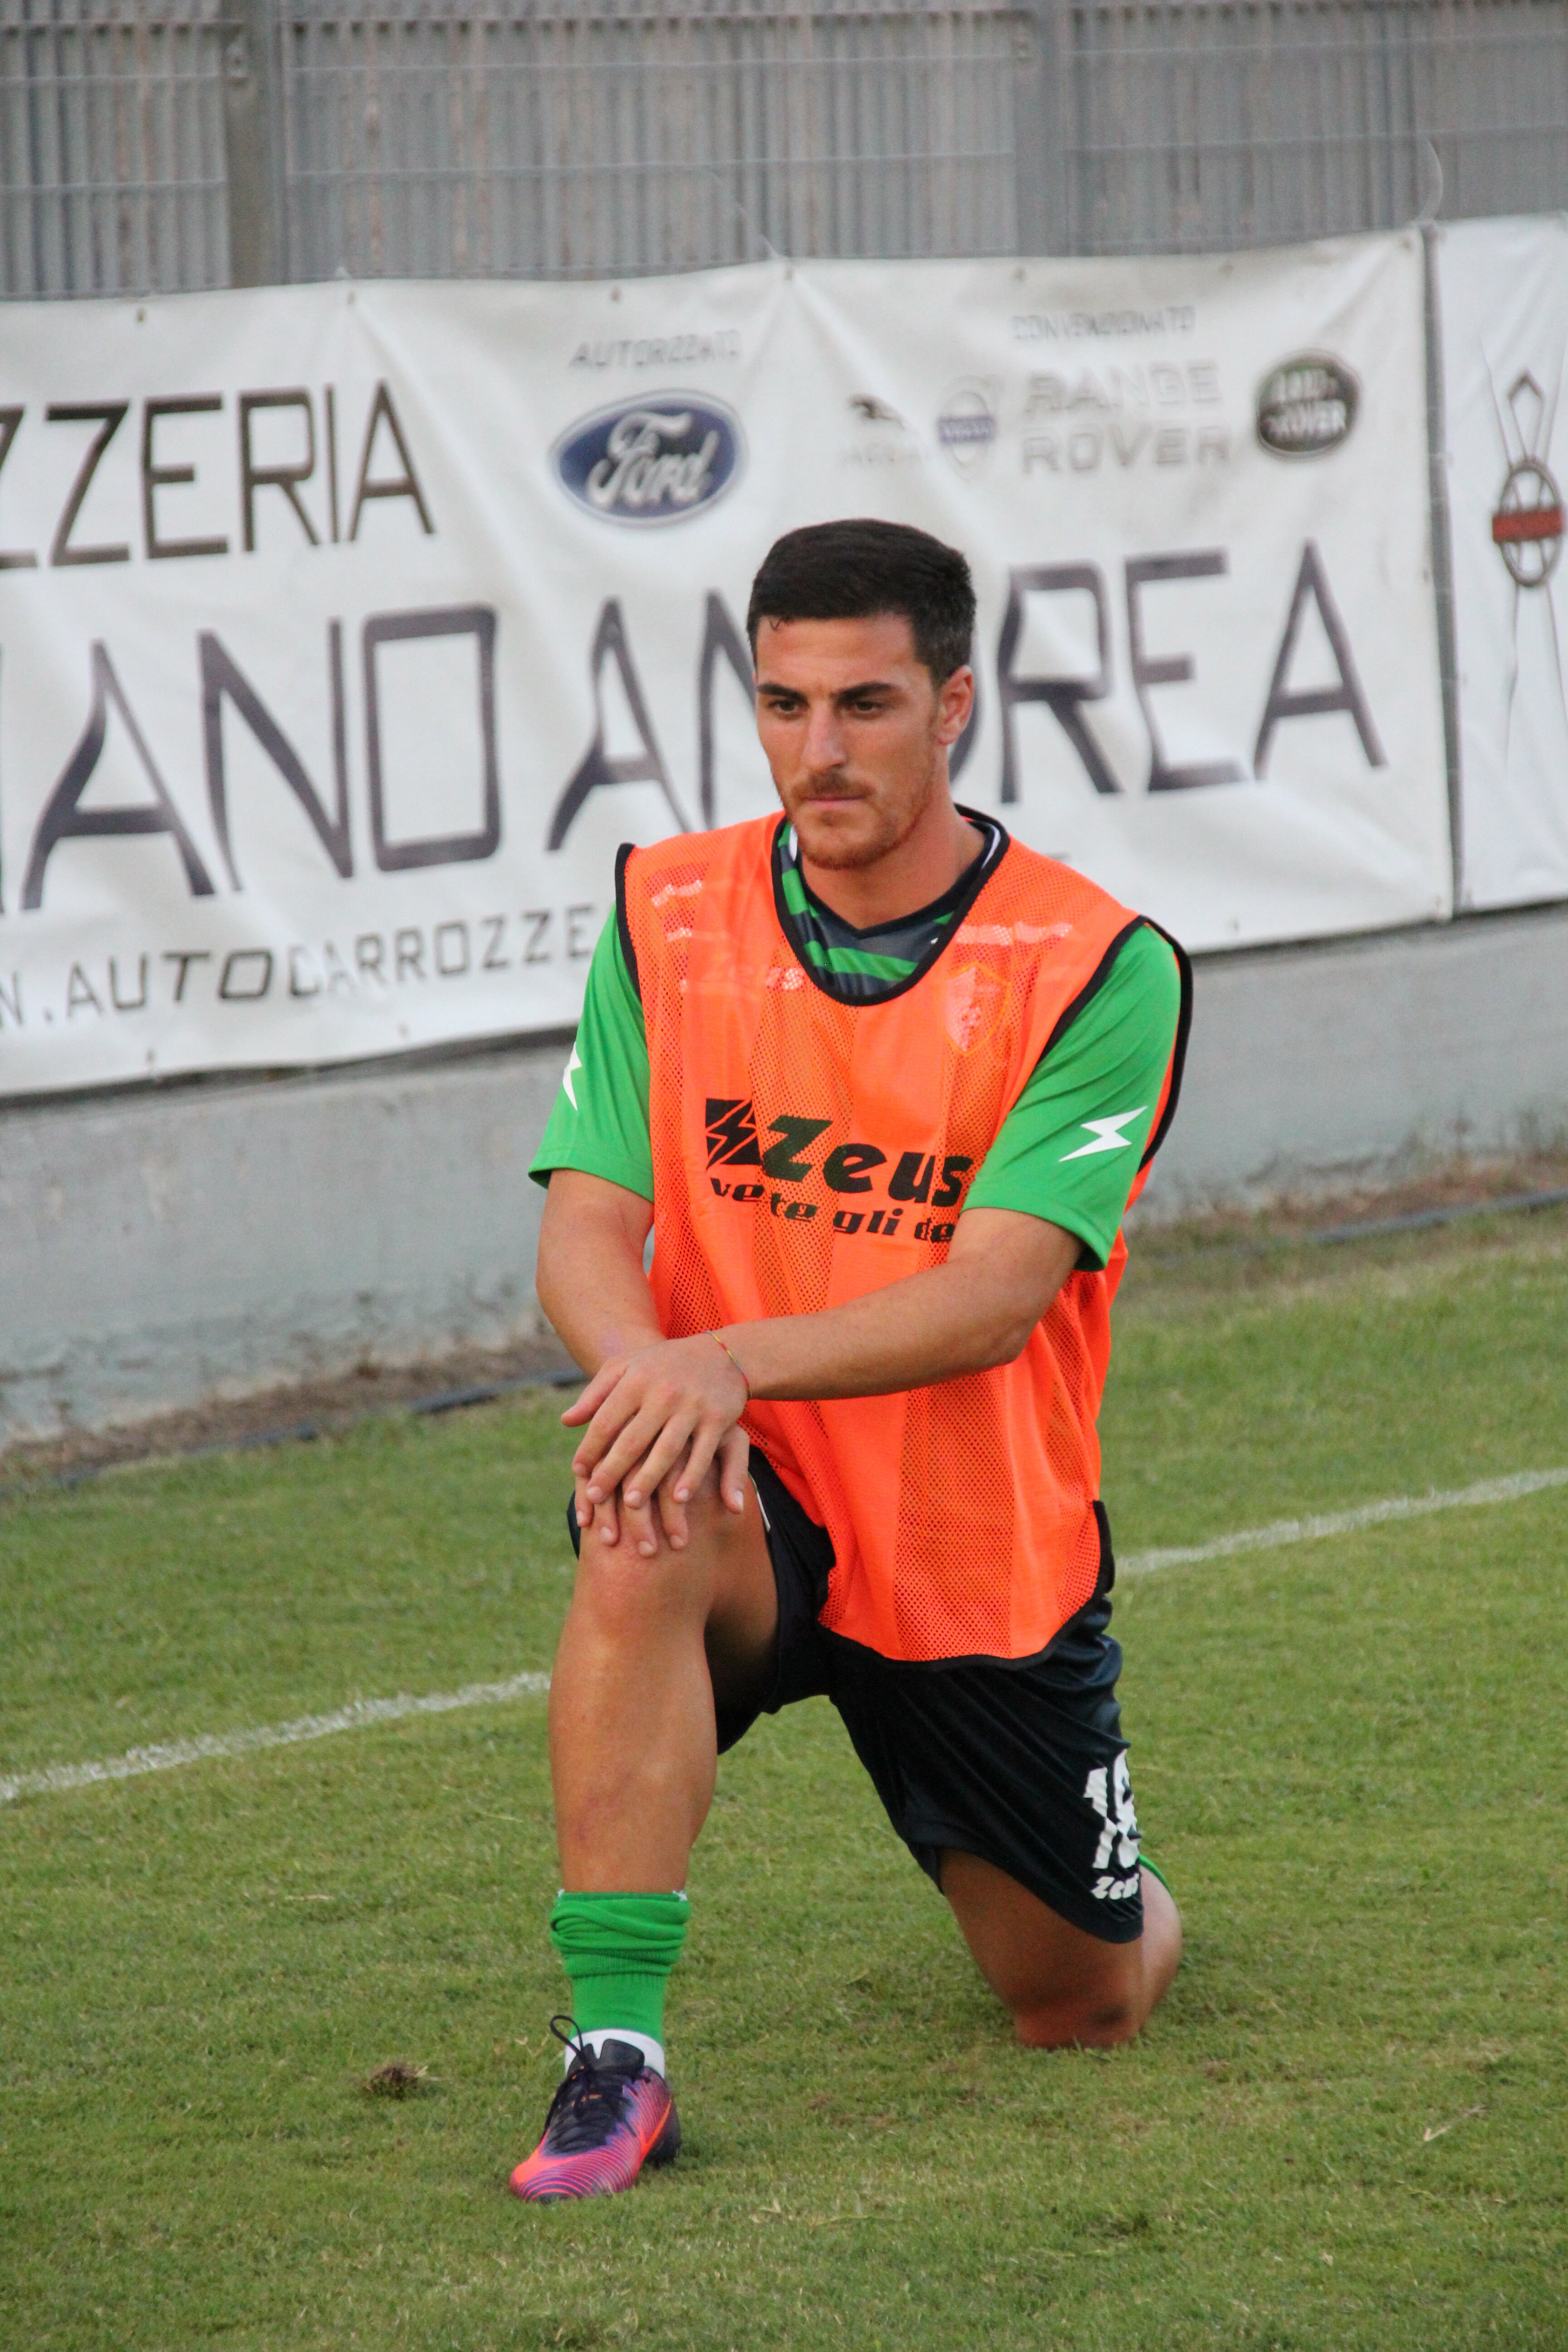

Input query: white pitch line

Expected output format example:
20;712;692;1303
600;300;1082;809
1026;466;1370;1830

1119;1465;1568;1578
5;1466;1567;1809
0;1670;550;1808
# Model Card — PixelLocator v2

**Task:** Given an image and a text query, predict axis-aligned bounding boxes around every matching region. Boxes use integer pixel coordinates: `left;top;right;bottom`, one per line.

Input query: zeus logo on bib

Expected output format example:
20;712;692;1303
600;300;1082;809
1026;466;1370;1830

702;1097;973;1232
552;393;744;524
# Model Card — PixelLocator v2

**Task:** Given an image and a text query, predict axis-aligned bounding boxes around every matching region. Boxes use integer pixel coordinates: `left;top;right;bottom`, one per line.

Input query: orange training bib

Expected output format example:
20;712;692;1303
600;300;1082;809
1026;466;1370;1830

620;816;1175;1663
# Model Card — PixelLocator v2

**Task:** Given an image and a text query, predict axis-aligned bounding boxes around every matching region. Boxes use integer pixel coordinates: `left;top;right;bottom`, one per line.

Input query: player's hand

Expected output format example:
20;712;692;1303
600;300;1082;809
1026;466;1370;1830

564;1335;750;1555
573;1426;750;1558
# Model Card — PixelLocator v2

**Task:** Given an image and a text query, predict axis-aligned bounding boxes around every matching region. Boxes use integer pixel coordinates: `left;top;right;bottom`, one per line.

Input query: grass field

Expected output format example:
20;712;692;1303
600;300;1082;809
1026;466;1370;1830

4;1207;1566;2351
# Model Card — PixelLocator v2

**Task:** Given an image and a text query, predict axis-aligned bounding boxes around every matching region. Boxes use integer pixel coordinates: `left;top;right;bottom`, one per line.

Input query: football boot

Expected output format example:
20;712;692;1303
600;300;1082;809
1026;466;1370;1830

510;2019;680;2203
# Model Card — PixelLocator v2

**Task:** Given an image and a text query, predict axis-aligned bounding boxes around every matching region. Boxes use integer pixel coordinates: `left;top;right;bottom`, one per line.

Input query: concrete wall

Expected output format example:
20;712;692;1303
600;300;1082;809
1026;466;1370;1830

0;1036;572;1448
5;899;1568;1448
1140;898;1568;1216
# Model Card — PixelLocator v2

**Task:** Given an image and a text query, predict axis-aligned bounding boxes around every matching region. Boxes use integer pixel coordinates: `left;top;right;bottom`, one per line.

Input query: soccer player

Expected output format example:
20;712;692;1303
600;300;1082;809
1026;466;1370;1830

510;519;1191;2202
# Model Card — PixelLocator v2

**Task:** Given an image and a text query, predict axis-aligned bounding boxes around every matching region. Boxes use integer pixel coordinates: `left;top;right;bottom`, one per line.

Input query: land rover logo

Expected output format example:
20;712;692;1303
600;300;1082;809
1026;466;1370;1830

552;392;743;524
1256;354;1358;457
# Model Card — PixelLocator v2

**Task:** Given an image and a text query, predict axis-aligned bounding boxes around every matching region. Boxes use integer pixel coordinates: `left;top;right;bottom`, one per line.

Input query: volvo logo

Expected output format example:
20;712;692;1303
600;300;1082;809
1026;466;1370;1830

551;392;744;524
1256;353;1358;457
936;382;999;478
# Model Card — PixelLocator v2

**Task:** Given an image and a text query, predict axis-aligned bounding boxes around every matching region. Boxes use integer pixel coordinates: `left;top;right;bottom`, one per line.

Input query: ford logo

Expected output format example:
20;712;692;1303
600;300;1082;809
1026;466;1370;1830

1256;353;1359;457
552;392;744;525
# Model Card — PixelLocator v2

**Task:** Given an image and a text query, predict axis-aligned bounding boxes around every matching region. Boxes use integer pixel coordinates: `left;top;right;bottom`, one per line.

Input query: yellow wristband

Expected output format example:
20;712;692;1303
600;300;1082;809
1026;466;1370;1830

707;1330;750;1399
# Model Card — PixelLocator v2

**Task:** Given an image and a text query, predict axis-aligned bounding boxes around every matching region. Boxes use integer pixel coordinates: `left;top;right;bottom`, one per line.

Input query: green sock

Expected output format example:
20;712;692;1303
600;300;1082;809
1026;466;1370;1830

549;1890;690;2052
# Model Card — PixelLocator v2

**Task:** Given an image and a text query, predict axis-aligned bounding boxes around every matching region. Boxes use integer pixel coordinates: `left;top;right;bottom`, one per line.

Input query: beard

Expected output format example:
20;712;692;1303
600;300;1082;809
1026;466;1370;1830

782;768;937;871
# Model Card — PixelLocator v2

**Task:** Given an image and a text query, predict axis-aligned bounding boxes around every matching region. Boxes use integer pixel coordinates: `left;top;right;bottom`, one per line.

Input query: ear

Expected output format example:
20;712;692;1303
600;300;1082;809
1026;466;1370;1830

935;664;975;748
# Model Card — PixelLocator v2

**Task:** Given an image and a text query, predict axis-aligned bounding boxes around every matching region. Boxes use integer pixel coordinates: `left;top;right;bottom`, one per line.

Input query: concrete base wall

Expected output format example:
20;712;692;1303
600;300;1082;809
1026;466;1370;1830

0;1038;572;1448
5;900;1568;1446
1140;899;1568;1216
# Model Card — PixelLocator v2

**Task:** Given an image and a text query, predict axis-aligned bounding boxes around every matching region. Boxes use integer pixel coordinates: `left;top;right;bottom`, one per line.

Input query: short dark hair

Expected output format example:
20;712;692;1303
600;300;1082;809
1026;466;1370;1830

746;518;975;684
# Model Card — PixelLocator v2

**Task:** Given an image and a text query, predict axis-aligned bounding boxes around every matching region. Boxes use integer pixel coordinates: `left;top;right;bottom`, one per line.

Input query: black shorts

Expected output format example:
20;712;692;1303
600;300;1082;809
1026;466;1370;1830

566;1452;1146;1944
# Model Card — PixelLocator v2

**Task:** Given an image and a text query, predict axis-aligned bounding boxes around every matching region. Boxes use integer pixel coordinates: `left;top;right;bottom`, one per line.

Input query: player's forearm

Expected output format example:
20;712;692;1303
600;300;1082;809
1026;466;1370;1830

557;1206;1080;1526
721;1220;1078;1402
536;1175;663;1375
539;1253;660;1377
718;1269;1008;1400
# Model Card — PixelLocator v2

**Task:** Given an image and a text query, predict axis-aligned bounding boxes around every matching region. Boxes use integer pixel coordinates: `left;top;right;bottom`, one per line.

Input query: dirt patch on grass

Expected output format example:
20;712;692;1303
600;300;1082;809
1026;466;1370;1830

360;2061;433;2099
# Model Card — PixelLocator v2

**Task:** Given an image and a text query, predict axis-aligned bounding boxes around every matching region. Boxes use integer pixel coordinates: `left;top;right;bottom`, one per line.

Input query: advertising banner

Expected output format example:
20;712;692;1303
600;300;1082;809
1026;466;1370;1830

0;234;1446;1098
1436;213;1568;911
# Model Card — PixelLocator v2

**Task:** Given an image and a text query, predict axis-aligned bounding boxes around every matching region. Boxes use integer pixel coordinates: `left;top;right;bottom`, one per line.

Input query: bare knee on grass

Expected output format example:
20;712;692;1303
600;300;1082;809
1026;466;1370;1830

941;1849;1181;2050
1011;1983;1143;2051
1003;1945;1148;2051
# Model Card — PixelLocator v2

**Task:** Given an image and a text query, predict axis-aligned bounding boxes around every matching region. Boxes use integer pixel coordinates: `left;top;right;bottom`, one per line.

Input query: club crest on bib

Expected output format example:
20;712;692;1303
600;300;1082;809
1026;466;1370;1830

944;961;1009;1053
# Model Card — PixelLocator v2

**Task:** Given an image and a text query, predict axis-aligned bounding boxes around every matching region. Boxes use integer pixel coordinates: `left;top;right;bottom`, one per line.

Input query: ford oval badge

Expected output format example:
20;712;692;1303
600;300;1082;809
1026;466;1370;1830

552;392;744;525
1256;353;1359;457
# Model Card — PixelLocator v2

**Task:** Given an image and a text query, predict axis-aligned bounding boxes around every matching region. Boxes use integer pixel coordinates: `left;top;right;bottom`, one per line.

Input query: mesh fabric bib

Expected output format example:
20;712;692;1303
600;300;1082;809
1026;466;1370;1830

620;816;1167;1664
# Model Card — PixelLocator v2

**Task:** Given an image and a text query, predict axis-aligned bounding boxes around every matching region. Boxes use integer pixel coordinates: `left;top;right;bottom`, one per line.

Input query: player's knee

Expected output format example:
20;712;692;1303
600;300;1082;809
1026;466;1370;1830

1010;1984;1143;2050
572;1534;691;1640
1012;1999;1140;2050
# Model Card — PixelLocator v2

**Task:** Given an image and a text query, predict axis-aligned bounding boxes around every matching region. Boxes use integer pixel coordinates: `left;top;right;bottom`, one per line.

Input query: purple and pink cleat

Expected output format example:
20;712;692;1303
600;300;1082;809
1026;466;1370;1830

510;2022;681;2203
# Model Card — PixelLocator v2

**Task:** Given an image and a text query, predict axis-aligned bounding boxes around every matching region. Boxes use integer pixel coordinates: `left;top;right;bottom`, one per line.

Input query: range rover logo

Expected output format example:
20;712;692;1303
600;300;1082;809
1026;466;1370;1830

1256;354;1358;457
552;393;744;524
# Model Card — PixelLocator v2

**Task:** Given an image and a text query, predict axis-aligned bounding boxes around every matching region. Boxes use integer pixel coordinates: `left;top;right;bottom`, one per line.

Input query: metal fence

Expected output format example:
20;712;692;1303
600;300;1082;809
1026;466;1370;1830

0;0;231;294
1056;0;1568;254
2;0;1567;295
283;0;1028;280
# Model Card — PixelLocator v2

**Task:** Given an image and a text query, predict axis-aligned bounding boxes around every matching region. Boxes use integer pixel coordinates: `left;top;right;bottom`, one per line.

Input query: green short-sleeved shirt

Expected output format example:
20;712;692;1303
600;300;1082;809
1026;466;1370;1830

531;890;1182;1272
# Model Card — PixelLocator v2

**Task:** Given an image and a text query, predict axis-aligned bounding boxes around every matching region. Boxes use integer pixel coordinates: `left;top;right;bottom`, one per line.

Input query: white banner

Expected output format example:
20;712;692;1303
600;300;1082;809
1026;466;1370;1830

0;234;1446;1098
1437;214;1568;912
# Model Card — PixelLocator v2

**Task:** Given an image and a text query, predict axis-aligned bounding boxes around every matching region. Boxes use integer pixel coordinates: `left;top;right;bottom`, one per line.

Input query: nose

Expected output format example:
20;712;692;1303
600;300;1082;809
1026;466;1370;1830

801;699;846;778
